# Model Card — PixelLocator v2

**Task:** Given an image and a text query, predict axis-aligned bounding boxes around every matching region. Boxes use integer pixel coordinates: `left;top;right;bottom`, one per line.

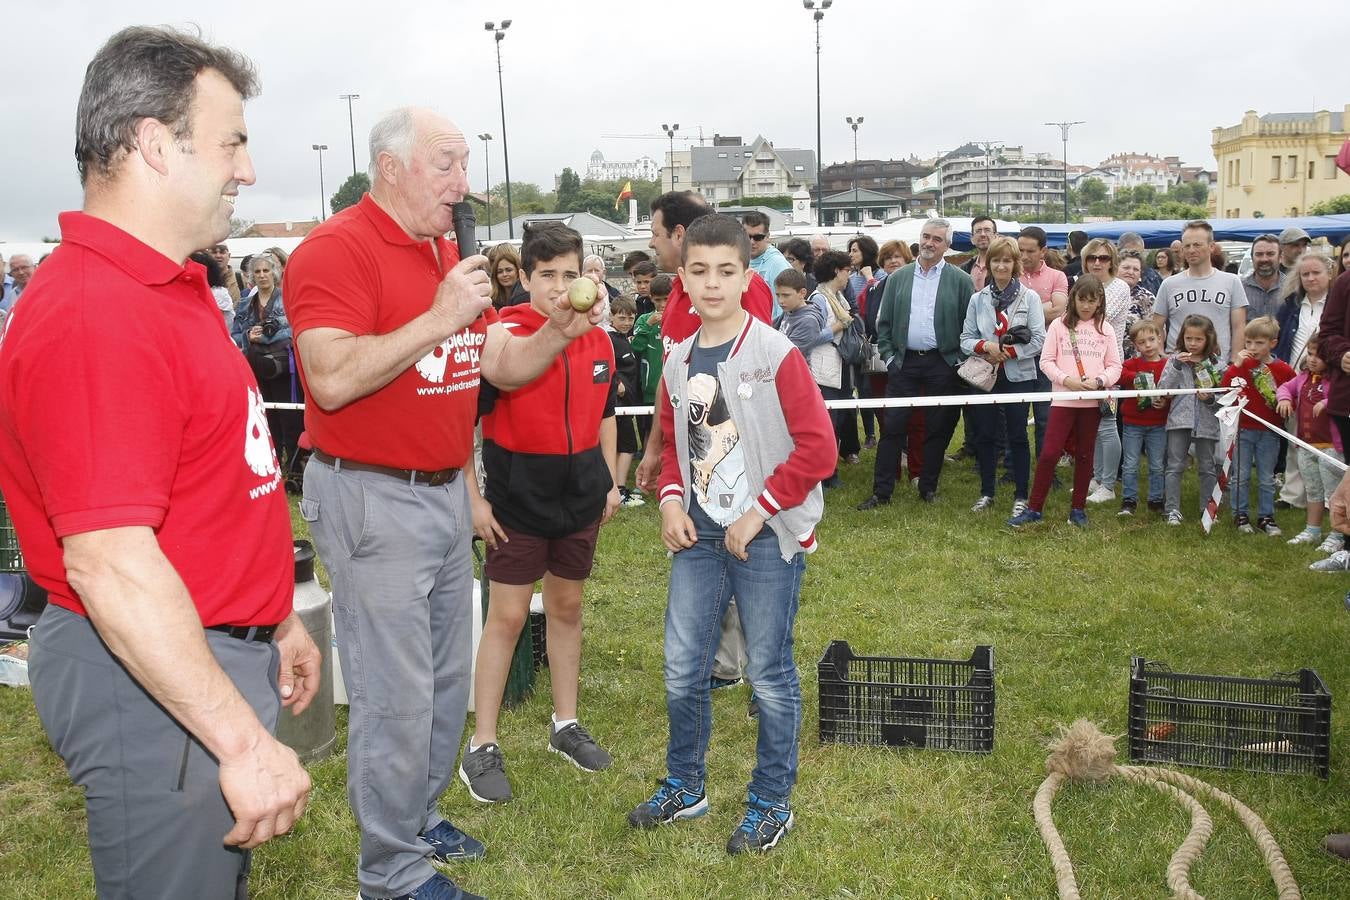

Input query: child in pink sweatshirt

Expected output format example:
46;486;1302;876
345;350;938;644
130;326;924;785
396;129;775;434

1276;334;1344;548
1009;275;1122;527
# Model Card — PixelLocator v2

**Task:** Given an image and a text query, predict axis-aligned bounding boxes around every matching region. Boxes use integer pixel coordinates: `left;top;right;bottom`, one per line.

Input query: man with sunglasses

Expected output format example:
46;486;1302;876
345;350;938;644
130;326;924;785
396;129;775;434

743;211;791;318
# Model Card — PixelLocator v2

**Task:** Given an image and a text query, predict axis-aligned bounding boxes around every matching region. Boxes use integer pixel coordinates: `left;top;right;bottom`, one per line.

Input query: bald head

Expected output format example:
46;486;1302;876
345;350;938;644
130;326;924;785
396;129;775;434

368;106;470;241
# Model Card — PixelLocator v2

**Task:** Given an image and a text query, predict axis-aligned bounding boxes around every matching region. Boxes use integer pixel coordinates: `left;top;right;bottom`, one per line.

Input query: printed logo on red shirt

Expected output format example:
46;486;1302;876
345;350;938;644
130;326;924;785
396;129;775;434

245;386;282;500
413;329;487;394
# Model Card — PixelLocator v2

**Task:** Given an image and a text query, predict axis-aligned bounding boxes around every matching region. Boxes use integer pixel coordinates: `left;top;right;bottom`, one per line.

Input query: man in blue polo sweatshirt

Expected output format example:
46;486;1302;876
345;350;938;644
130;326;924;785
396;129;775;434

858;218;974;508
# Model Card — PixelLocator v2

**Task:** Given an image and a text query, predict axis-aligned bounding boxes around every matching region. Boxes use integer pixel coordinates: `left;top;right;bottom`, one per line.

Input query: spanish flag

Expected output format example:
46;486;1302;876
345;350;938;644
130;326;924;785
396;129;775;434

614;180;633;210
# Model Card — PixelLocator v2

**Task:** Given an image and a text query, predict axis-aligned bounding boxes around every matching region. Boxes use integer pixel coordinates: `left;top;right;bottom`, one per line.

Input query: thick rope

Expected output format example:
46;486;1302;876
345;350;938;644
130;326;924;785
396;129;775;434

1032;720;1301;900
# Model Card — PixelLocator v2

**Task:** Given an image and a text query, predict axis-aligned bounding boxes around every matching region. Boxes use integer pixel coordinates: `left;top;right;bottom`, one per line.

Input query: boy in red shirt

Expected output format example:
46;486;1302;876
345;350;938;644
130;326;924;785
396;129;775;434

1117;320;1170;516
461;224;620;803
1222;316;1296;535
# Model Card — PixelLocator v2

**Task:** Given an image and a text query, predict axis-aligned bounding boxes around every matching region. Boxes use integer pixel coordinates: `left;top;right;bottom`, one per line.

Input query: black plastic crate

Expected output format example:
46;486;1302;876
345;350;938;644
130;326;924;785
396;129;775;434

818;641;994;753
530;611;548;671
1128;656;1331;778
0;498;22;572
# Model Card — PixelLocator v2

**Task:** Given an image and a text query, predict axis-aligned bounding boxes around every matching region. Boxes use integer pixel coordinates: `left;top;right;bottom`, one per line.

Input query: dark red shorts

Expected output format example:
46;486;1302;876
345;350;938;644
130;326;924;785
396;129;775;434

484;519;602;585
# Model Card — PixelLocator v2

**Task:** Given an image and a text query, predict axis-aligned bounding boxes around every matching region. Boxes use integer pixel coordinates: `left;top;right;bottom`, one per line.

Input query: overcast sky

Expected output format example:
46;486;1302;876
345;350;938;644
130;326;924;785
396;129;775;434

1;0;1345;240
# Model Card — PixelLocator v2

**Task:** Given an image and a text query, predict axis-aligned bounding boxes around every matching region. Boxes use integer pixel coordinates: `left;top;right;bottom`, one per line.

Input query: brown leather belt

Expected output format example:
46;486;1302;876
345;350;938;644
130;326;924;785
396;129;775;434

311;449;460;487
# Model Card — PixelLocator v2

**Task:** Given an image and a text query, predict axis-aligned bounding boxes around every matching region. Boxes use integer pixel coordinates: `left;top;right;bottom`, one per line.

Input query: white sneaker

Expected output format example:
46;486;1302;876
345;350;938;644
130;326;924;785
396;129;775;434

1310;550;1350;572
1318;532;1345;554
1166;510;1184;526
1057;454;1072;469
1287;527;1322;546
1088;478;1100;493
1086;486;1115;504
620;493;646;508
1011;499;1028;518
971;496;995;513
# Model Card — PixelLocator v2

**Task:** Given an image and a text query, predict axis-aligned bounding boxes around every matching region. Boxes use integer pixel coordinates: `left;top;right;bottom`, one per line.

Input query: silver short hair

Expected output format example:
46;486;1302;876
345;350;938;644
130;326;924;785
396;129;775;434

250;251;282;277
368;107;418;181
923;218;953;242
582;254;605;270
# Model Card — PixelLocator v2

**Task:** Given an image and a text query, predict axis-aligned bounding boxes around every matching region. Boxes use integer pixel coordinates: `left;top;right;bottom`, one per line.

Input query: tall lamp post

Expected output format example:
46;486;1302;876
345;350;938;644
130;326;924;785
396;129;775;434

486;20;515;238
661;123;679;192
846;115;863;225
1045;120;1084;223
804;0;832;227
338;93;360;178
312;143;328;221
478;133;494;240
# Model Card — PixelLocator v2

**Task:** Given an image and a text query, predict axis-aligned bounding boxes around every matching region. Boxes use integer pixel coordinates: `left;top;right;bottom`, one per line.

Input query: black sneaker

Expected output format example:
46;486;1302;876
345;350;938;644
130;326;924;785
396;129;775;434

726;791;794;854
1118;498;1137;517
1235;513;1255;535
1146;499;1164;513
458;741;511;804
710;676;742;691
548;721;612;772
855;494;890;510
627;777;708;828
420;819;486;862
747;692;760;720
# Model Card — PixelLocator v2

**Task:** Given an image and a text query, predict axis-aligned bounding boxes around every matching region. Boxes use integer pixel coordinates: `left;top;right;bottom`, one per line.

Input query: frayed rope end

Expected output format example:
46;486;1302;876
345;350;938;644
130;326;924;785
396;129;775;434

1046;719;1118;783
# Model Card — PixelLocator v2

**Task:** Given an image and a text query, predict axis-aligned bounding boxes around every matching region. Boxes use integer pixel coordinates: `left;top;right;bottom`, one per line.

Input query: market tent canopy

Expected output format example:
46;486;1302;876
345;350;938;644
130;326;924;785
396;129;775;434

952;214;1350;250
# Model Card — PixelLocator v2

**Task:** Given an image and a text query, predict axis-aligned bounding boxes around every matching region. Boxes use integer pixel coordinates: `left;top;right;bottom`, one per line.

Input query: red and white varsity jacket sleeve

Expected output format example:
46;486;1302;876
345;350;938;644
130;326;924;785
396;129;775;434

658;376;685;507
753;349;837;519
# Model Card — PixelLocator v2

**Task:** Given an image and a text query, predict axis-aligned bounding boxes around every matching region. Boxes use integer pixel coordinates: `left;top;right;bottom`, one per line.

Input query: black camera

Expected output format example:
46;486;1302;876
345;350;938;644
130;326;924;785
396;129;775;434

261;317;281;339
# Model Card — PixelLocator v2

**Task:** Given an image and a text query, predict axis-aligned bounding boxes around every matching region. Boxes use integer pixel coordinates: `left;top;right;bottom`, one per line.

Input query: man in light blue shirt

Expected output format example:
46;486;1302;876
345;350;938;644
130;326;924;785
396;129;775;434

858;219;974;509
742;211;790;318
0;254;14;314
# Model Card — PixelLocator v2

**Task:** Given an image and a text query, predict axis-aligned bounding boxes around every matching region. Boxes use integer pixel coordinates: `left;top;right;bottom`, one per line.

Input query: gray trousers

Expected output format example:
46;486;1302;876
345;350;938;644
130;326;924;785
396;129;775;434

301;458;474;898
1164;430;1218;517
29;604;279;900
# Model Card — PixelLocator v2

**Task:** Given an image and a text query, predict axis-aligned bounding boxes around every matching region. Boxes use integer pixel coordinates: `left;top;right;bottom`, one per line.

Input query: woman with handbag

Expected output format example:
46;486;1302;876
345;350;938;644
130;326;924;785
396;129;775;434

231;251;300;466
958;237;1046;515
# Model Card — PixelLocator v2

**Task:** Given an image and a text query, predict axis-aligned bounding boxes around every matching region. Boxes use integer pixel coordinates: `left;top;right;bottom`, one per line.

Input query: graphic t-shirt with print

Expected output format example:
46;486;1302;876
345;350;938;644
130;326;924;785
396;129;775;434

685;337;754;536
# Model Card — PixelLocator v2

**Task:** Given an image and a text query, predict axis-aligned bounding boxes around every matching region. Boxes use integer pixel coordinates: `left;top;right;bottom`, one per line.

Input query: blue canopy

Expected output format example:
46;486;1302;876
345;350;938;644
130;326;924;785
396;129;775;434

951;214;1350;250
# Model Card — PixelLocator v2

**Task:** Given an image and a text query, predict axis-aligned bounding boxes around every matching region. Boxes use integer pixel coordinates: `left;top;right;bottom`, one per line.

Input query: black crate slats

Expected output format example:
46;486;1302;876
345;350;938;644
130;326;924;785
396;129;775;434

818;641;995;753
1127;656;1331;778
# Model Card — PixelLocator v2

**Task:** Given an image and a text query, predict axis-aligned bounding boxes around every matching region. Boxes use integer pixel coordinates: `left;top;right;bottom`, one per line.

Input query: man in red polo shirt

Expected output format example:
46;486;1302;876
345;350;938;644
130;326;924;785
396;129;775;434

0;27;317;900
284;106;601;900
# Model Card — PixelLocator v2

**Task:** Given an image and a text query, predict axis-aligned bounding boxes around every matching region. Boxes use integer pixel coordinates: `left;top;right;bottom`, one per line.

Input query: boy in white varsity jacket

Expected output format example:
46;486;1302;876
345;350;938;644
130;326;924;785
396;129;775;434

625;215;835;854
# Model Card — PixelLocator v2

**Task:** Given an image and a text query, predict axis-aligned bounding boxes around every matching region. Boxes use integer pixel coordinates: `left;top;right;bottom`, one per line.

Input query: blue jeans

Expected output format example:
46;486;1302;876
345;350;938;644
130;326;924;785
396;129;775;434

1232;428;1280;517
664;531;805;803
1121;423;1166;503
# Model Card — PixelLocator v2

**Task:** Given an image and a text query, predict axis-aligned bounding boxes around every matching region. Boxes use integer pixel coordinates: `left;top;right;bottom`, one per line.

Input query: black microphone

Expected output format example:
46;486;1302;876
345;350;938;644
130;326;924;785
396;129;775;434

452;202;478;258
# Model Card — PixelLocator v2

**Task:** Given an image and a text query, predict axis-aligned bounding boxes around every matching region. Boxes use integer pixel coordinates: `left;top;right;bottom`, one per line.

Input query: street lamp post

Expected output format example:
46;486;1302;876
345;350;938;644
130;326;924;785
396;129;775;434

338;93;360;178
846;116;863;225
1045;120;1084;223
486;20;515;238
478;133;494;240
662;123;680;192
312;144;328;221
804;0;832;227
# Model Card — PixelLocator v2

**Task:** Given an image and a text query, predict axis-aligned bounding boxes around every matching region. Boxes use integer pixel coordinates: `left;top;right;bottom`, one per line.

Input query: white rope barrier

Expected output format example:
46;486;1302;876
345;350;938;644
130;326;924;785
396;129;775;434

264;385;1346;473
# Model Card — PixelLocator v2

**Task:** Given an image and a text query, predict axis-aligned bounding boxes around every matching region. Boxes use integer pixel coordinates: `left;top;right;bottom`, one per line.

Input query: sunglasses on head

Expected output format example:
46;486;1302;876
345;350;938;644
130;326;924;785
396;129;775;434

1085;254;1113;263
747;233;768;241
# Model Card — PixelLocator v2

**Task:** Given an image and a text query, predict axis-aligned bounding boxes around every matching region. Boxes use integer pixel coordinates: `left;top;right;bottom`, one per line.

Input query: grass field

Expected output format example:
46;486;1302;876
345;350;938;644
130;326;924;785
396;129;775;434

3;442;1350;899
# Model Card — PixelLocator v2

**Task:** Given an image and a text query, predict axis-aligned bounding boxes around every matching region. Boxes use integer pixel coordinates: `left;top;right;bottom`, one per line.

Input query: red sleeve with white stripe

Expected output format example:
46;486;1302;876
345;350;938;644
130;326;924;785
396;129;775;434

753;348;836;524
657;375;685;505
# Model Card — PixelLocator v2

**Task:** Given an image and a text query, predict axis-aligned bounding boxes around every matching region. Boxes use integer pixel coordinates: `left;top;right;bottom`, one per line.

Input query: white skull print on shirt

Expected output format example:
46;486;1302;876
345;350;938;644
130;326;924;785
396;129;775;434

244;385;280;478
